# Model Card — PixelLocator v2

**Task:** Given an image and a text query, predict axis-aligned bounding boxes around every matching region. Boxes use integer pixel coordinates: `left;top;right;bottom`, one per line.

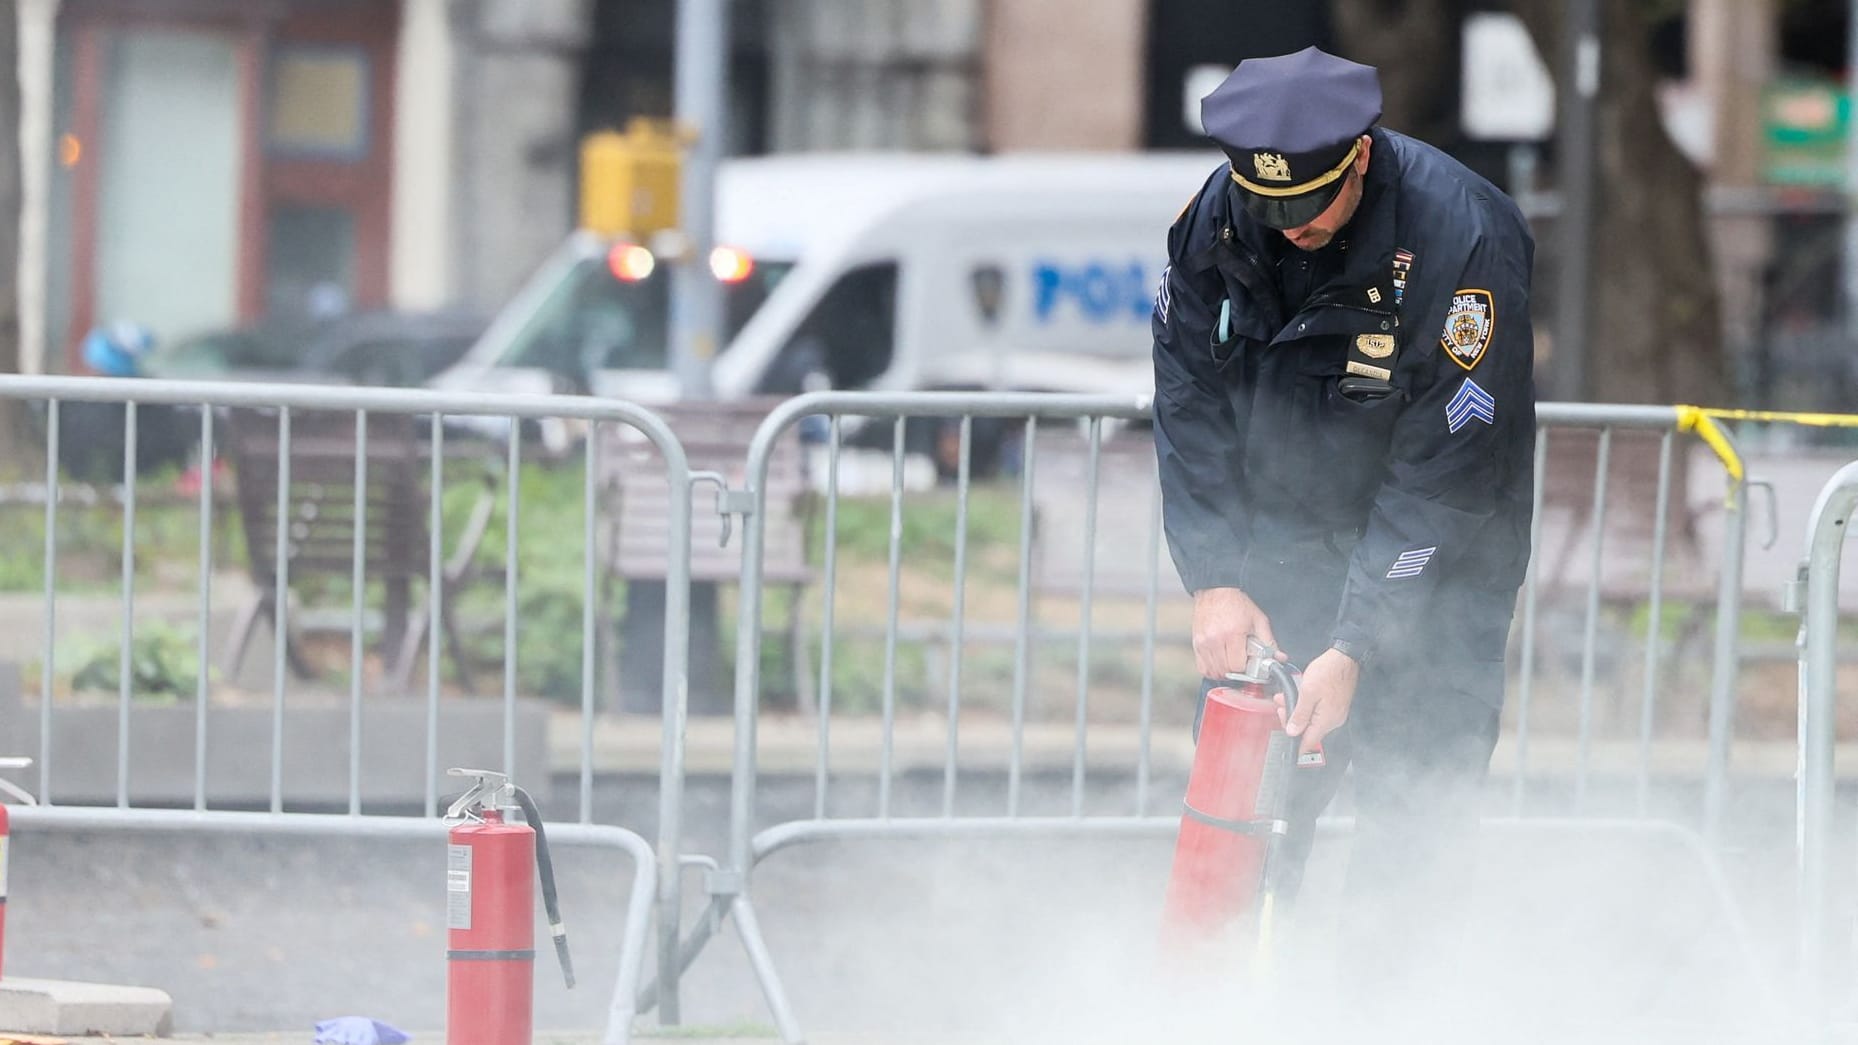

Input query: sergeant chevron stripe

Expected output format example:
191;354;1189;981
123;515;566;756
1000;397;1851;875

1386;546;1437;579
1446;378;1496;433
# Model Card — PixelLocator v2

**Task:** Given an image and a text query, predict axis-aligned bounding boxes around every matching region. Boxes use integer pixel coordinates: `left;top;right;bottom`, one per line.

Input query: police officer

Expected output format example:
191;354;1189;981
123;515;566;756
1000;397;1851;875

1153;46;1536;998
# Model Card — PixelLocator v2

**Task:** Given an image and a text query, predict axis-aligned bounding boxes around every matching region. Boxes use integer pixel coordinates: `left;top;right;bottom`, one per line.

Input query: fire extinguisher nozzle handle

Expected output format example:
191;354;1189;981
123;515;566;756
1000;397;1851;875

443;768;514;821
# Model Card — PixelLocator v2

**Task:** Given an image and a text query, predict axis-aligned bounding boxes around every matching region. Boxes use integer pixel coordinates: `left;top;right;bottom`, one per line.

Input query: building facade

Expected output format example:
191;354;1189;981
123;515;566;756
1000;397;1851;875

41;0;406;371
17;0;1816;393
30;0;594;373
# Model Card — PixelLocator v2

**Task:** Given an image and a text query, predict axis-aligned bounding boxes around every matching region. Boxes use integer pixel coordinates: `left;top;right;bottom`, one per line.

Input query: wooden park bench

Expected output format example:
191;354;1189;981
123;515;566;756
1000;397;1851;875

1030;425;1718;671
1033;425;1713;612
595;399;815;707
222;408;498;693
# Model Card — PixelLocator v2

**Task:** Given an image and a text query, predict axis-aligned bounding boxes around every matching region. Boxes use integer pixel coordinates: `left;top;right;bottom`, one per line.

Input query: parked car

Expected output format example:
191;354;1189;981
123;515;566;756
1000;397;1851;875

56;310;488;482
140;309;488;388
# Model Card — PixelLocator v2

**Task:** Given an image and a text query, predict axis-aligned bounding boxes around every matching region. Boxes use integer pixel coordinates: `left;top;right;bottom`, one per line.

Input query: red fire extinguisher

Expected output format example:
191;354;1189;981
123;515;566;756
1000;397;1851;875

1160;642;1305;958
445;769;574;1045
0;755;31;984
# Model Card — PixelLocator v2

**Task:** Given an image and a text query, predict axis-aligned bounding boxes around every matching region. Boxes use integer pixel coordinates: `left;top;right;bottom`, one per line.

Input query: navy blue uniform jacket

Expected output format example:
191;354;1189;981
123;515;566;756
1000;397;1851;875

1152;128;1536;680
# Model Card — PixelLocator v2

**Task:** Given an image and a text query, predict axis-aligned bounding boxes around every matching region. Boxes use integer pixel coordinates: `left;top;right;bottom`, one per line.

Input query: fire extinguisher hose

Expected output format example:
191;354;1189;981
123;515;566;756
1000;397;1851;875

512;786;577;989
1254;658;1302;962
1264;659;1299;732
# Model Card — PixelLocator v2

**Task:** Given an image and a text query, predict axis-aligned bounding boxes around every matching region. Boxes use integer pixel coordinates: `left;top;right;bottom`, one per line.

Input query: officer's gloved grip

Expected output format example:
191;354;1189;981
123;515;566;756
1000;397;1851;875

312;1017;410;1045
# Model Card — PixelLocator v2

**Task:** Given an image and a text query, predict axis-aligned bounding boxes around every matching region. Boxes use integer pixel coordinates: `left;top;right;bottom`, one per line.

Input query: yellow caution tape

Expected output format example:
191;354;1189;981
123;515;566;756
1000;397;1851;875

1675;404;1858;505
1686;406;1858;429
1674;406;1745;488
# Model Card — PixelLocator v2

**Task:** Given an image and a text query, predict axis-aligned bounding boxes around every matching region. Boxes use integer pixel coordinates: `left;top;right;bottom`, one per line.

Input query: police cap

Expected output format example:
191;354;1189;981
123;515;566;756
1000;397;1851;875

1200;47;1382;231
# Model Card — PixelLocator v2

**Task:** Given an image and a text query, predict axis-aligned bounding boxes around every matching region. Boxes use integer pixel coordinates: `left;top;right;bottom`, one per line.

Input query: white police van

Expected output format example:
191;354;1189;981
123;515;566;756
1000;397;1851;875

431;151;1219;405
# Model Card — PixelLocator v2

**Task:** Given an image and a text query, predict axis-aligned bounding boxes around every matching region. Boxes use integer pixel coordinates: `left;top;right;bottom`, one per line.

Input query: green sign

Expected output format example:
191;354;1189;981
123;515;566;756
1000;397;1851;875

1763;77;1850;187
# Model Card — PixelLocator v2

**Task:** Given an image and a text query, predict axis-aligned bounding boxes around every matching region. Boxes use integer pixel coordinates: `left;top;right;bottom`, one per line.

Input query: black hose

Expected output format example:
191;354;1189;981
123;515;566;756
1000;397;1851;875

1264;659;1300;725
513;786;576;989
1256;658;1304;908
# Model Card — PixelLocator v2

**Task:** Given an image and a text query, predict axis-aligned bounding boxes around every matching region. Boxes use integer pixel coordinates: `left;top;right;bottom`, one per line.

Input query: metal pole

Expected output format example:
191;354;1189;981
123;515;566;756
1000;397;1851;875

670;0;729;399
39;400;57;805
1795;460;1858;1029
18;0;61;374
1703;476;1749;845
657;437;697;1029
1554;0;1601;401
1574;427;1612;811
118;403;137;810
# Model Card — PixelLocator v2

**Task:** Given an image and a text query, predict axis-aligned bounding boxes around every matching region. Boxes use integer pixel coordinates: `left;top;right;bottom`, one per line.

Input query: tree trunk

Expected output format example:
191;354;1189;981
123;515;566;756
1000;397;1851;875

1330;0;1471;150
0;0;27;471
1336;0;1728;404
0;0;20;377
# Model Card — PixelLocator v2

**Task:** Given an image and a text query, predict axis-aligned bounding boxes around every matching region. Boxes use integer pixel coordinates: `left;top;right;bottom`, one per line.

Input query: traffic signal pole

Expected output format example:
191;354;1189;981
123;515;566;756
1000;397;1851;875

669;0;729;400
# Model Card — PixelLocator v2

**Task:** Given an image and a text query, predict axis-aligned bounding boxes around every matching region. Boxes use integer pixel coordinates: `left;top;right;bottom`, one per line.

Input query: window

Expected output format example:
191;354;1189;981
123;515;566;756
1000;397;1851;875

94;28;241;345
758;263;899;394
268;46;370;157
266;204;356;318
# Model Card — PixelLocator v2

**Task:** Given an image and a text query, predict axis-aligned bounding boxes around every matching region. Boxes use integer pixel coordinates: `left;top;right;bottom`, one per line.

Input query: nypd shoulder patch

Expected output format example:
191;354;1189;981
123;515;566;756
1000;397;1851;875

1446;378;1496;433
1440;288;1495;370
1154;265;1172;324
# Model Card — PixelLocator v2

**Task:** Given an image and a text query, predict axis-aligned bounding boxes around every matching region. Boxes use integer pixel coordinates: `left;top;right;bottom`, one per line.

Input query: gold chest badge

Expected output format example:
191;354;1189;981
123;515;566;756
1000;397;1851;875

1355;334;1395;359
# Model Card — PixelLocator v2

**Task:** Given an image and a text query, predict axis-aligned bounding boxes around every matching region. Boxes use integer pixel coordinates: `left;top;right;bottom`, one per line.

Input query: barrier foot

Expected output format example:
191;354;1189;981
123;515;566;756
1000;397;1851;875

633;892;804;1042
731;894;806;1045
635;895;728;1016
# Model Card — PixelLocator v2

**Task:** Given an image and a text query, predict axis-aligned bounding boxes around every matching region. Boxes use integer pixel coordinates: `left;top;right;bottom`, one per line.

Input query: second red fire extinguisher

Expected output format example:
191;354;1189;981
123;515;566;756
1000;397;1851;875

1160;641;1305;959
445;768;575;1045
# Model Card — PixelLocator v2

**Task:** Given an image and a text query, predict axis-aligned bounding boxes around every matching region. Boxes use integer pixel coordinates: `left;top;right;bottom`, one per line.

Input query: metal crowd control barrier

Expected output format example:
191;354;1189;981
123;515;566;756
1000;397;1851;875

0;379;1811;1040
1516;404;1756;840
644;392;1769;1043
1792;459;1858;1031
0;375;690;1045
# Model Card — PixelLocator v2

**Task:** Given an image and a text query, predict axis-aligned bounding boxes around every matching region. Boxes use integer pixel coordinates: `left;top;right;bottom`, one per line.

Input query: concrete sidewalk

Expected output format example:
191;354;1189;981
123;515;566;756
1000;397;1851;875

19;1013;1143;1045
147;1016;1825;1045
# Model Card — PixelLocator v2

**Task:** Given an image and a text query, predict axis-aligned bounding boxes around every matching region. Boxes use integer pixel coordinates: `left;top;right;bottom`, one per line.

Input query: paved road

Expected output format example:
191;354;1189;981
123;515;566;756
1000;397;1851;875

5;764;1848;1043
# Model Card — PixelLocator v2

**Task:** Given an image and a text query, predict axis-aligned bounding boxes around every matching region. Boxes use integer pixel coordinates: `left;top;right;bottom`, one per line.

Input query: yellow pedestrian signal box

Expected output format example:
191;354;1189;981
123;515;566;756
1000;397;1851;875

579;118;681;238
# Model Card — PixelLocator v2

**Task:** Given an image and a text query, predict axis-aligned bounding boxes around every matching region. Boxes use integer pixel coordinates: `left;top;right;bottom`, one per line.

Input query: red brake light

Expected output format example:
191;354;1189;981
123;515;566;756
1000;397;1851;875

709;246;754;283
608;244;656;282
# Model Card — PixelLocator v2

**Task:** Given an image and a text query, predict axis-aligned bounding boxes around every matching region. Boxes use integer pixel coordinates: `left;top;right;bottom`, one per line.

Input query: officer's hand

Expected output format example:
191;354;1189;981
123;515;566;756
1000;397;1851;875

1283;647;1360;756
1191;587;1278;679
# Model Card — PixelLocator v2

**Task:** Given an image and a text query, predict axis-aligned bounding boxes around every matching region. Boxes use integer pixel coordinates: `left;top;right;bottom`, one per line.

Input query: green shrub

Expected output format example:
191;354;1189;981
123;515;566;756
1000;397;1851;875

66;619;203;702
821;485;1025;581
453;459;599;704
